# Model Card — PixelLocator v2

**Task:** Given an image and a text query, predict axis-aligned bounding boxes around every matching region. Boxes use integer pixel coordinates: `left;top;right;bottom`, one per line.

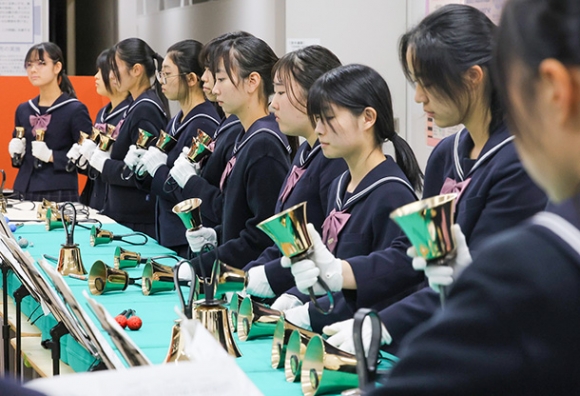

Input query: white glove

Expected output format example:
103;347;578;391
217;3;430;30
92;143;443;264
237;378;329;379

409;223;472;293
281;223;343;294
271;293;304;312
123;145;147;170
66;143;82;161
177;262;194;281
284;303;311;330
89;150;111;174
185;226;217;253
31;141;53;163
323;317;392;356
78;139;97;161
137;146;167;178
8;138;25;157
170;155;199;188
246;266;275;298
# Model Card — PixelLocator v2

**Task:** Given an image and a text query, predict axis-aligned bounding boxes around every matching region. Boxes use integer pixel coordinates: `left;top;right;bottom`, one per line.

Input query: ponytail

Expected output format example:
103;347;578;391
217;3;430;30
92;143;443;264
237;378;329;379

151;51;169;114
391;134;423;193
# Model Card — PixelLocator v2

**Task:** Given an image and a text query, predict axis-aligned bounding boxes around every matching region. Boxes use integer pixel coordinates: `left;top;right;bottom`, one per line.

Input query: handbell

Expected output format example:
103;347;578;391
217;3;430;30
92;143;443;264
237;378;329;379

155;129;178;153
194;301;242;358
141;259;176;296
89;126;102;142
56;202;87;276
11;127;25;167
229;292;245;332
196;129;213;147
196;261;246;300
37;199;58;220
285;327;318;382
136;128;157;149
88;260;132;295
272;317;316;370
300;335;359;396
237;296;281;342
45;206;71;231
90;226;148;247
97;133;115;151
33;129;47;169
185;139;212;163
114;246;147;269
172;198;203;231
164;320;191;363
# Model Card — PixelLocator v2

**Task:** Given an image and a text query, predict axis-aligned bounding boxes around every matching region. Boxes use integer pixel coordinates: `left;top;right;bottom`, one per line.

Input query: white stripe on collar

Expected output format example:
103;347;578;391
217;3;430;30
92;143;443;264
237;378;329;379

233;127;290;155
100;104;130;124
299;144;321;167
125;98;167;118
170;113;219;136
531;212;580;259
28;98;78;115
453;130;515;181
334;171;415;210
214;118;241;139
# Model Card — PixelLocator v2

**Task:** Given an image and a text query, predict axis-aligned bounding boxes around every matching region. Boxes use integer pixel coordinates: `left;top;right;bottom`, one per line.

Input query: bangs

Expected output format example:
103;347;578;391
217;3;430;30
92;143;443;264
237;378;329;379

307;80;335;125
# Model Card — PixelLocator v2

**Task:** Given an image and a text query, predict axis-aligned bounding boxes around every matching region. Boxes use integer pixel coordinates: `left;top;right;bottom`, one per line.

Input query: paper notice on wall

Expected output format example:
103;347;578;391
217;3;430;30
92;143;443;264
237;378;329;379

286;38;321;53
0;0;46;76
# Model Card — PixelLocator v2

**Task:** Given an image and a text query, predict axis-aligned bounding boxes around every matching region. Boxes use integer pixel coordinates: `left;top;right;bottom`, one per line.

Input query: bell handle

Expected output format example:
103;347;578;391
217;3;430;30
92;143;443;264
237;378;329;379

60;202;76;246
197;242;218;302
308;278;335;315
120;164;134;181
173;259;196;319
75;218;103;231
87;165;99;181
114;232;149;246
353;308;381;390
162;175;178;194
65;159;77;173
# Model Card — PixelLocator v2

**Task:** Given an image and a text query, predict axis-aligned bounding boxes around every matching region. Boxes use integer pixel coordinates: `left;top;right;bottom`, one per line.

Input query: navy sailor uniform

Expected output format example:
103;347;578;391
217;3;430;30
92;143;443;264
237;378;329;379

243;140;348;295
372;194;580;395
141;100;219;255
369;124;547;353
180;114;242;228
80;97;132;210
13;93;92;201
99;90;168;236
193;113;291;270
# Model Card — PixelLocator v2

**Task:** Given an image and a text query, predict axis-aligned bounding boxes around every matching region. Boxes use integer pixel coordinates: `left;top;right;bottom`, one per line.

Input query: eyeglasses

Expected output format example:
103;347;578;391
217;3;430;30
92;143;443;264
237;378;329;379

25;60;53;69
156;70;187;85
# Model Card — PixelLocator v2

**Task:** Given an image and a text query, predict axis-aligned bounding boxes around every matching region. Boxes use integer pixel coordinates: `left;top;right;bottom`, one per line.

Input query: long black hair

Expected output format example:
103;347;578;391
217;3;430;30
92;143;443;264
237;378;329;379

494;0;580;139
25;42;76;97
110;38;169;114
272;45;342;113
166;39;204;102
308;64;424;192
95;48;115;94
400;4;503;133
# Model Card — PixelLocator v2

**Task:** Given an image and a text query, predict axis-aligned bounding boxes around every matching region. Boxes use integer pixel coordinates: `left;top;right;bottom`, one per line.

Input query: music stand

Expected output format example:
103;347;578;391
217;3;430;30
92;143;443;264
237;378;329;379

1;237;98;376
37;259;125;371
83;291;152;367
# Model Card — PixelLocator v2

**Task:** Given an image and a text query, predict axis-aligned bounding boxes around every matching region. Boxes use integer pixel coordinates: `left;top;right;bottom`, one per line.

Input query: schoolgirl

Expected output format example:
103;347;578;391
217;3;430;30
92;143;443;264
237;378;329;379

9;42;92;202
81;38;169;237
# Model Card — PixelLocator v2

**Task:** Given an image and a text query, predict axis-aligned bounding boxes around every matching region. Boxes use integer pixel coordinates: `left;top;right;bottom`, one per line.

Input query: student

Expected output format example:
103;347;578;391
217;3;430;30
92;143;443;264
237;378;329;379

8;42;92;202
288;5;547;340
242;45;348;298
81;38;169;237
274;64;424;331
169;31;252;228
68;48;132;210
186;35;293;270
371;0;580;393
131;39;220;257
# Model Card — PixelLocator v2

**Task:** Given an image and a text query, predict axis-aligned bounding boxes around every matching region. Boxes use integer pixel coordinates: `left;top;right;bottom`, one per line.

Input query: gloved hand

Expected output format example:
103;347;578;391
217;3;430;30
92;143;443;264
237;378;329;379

246;266;275;298
78;139;98;161
281;223;343;294
89;150;111;174
169;153;199;188
323;317;392;356
271;293;304;312
177;262;195;281
185;226;217;253
123;145;147;170
409;223;472;293
31;141;53;163
284;303;311;330
66;143;82;161
135;146;167;178
8;138;25;157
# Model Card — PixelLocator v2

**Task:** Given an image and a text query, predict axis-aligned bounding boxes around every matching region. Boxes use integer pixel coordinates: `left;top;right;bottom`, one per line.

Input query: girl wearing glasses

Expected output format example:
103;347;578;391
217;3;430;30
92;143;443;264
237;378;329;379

9;42;92;201
67;48;132;211
81;38;169;238
131;39;220;257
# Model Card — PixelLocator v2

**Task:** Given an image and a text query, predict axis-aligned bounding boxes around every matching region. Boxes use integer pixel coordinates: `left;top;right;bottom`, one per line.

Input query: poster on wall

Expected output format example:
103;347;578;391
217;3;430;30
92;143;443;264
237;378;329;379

0;0;47;76
425;0;506;146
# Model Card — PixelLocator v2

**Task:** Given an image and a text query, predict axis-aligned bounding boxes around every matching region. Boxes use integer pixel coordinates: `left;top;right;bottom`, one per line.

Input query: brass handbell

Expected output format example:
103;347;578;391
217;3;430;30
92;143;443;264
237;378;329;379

37;199;58;220
97;133;115;151
196;261;246;300
185;138;212;163
113;246;147;269
300;335;359;396
271;317;316;370
172;198;203;231
196;128;213;147
155;129;178;153
56;202;87;276
285;327;318;382
45;206;71;231
229;292;245;333
257;201;335;314
141;259;176;296
164;319;191;363
33;129;47;169
89;226;148;247
11;127;25;167
89;126;102;142
389;193;458;265
136;128;156;148
237;296;281;341
66;131;91;172
88;260;134;295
